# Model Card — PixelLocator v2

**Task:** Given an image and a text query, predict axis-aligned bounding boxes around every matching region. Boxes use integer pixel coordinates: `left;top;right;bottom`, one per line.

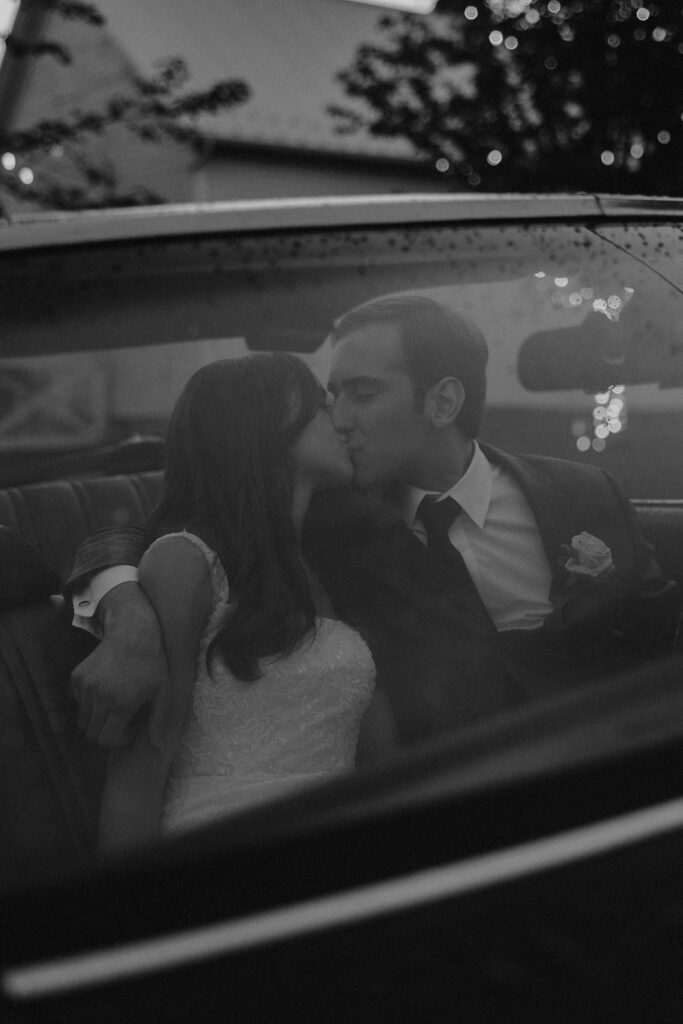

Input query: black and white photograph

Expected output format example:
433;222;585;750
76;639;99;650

1;2;682;1021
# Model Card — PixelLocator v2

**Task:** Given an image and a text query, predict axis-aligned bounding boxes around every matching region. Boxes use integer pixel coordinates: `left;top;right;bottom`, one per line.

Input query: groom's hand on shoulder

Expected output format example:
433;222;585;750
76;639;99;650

70;581;170;748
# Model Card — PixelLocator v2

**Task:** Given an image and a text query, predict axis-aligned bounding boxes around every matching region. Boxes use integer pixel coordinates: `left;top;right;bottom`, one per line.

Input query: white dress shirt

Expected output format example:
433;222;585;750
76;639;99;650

71;564;138;636
404;443;553;632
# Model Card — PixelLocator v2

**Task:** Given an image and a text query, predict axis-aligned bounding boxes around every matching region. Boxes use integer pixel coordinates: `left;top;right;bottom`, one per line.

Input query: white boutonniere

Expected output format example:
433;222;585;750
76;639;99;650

562;532;615;581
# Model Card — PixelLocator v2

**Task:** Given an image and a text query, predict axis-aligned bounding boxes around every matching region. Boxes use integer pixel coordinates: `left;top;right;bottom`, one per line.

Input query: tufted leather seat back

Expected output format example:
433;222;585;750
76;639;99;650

0;471;679;595
0;471;162;584
633;502;683;591
0;598;101;888
0;472;161;890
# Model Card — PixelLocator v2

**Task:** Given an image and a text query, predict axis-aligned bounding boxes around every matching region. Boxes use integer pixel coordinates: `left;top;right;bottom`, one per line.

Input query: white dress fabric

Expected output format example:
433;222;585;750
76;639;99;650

155;532;376;834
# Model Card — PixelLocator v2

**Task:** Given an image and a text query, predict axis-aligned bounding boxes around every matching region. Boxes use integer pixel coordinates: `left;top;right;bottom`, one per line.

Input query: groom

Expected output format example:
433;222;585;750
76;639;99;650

68;296;679;747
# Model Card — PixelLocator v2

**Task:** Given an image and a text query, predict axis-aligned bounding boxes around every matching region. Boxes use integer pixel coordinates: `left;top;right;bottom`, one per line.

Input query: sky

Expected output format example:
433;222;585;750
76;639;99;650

0;0;18;66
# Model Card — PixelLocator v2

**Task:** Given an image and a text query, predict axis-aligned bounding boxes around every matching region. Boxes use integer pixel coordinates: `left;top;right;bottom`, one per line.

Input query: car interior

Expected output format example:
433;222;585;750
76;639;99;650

2;204;683;1022
1;210;683;891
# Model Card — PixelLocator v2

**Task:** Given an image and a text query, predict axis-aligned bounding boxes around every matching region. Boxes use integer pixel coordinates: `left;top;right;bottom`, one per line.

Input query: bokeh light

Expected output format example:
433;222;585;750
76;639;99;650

587;385;628;451
533;272;633;322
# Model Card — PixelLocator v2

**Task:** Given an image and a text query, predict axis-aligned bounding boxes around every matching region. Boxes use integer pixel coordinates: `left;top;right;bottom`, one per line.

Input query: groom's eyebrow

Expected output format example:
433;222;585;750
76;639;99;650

328;375;383;395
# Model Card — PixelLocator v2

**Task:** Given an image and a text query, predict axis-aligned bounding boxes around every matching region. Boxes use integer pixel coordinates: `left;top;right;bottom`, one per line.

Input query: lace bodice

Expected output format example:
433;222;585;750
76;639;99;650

153;532;375;832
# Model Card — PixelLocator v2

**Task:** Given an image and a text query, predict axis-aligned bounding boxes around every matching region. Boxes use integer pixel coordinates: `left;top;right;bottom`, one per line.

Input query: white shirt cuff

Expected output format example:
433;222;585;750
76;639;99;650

71;565;139;636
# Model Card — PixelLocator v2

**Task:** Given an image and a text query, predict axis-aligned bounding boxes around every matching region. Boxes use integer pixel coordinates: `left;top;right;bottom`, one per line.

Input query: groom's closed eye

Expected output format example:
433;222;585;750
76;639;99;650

337;379;383;402
351;385;381;400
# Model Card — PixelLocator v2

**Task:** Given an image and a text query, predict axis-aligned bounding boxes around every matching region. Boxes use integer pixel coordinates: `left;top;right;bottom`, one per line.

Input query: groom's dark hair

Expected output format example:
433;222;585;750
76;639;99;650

332;295;488;439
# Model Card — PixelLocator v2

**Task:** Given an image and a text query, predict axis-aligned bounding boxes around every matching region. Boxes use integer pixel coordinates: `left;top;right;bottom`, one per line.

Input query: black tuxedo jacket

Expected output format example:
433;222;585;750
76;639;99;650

302;446;679;740
67;446;679;744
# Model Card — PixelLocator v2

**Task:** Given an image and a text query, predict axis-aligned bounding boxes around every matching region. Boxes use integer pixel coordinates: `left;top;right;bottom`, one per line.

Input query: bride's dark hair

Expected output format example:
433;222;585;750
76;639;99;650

146;353;325;680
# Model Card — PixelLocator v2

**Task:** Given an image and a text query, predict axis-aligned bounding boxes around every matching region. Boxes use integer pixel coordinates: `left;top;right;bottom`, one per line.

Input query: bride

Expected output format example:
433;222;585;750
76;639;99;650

98;354;386;854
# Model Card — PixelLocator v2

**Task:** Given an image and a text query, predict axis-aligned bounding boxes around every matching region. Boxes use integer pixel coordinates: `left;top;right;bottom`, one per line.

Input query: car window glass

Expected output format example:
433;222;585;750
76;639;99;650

1;220;681;495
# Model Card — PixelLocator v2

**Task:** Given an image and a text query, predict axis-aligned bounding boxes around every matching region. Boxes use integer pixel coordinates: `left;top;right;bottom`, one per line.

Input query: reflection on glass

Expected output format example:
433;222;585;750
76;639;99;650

534;271;634;321
2;214;683;900
575;385;627;453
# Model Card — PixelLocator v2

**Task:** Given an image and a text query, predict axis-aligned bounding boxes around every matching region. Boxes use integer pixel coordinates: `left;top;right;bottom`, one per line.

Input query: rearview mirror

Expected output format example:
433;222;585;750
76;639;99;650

518;308;683;392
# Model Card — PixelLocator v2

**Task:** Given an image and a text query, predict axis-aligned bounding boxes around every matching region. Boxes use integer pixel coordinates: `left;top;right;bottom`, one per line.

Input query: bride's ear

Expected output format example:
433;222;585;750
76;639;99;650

424;377;465;428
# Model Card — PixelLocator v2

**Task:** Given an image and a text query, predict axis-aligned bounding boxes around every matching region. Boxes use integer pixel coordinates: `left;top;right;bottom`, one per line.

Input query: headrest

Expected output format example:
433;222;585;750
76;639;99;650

0;526;61;611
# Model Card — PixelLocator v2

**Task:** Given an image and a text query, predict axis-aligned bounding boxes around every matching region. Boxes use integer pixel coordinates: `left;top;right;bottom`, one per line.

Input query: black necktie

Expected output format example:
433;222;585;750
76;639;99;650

418;496;461;558
417;495;495;633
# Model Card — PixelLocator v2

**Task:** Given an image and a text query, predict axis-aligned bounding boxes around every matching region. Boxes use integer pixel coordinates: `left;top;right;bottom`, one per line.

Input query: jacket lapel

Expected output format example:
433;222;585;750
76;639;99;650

481;444;631;632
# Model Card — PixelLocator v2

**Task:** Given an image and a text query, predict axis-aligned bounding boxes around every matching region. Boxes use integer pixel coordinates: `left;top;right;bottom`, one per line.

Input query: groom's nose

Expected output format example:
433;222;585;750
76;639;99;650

330;395;351;432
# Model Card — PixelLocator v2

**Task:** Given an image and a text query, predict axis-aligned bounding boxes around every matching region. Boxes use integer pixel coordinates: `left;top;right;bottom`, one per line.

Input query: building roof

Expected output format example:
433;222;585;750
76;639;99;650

96;0;417;160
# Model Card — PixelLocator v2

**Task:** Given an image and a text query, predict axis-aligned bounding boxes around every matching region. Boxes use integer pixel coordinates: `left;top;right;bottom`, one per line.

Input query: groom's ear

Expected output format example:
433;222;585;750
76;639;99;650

425;377;465;428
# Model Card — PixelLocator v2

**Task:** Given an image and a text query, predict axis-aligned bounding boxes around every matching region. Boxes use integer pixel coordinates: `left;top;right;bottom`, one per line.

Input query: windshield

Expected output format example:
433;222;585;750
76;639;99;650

2;219;681;494
0;210;682;900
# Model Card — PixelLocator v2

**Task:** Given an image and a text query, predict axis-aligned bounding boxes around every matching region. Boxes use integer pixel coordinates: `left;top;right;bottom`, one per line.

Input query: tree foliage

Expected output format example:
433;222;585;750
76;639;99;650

330;0;683;193
0;0;249;211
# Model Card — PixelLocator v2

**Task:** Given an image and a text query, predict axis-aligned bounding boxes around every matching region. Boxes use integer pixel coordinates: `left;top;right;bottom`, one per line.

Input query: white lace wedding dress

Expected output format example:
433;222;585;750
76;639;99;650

155;532;376;834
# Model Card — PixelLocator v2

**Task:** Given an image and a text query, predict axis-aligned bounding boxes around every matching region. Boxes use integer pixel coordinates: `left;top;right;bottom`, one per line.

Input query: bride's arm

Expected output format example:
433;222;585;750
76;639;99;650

98;537;213;856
